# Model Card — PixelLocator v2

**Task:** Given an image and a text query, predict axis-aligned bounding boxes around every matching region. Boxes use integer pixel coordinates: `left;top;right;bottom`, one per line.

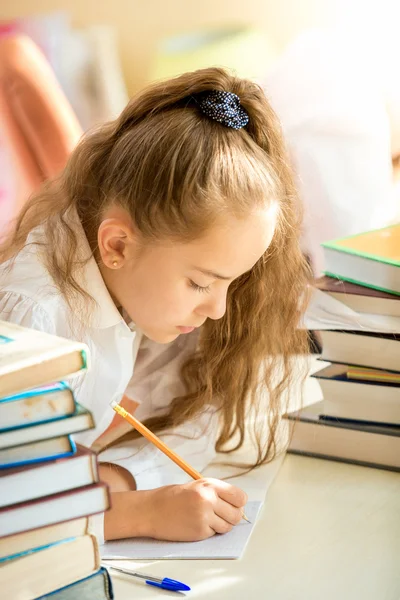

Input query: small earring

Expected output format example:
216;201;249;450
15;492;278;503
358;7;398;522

112;259;118;268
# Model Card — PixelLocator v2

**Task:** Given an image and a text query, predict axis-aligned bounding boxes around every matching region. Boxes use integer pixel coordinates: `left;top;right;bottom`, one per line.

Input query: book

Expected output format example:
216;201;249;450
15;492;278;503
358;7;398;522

0;435;76;468
313;363;400;424
0;482;109;538
317;329;400;372
37;567;114;600
304;286;400;335
316;275;400;317
0;535;99;599
0;403;94;449
101;501;263;560
0;382;75;430
346;365;400;383
322;224;400;295
0;517;88;561
285;401;400;471
0;320;89;397
0;445;98;509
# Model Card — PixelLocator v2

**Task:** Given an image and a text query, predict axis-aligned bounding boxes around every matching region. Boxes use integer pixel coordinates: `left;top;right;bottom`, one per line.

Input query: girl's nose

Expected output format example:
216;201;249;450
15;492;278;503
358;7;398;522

199;293;227;321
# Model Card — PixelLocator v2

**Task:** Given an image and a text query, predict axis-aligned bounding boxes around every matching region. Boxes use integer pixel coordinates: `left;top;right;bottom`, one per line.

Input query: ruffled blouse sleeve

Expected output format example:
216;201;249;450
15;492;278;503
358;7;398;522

0;290;57;334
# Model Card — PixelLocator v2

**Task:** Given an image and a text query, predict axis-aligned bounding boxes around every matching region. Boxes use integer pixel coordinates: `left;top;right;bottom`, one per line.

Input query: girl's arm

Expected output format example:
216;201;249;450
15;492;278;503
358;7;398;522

102;477;248;542
98;415;248;543
97;410;247;542
98;333;219;492
97;334;246;542
98;462;137;491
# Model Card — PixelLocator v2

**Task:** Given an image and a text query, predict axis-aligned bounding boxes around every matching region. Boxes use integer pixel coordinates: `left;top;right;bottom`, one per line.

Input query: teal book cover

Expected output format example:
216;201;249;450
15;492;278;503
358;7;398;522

0;436;76;470
37;567;114;599
0;403;94;450
0;537;75;564
0;382;76;432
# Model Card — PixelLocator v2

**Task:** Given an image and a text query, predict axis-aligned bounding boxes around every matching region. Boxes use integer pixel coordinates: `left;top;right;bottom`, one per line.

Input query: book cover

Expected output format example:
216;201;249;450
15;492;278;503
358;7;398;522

312;363;400;424
0;535;100;599
287;401;400;438
0;444;98;509
0;320;89;397
285;400;400;471
0;536;78;564
0;482;110;538
315;275;400;317
321;224;400;294
316;275;398;299
313;363;400;387
322;224;400;267
0;382;75;430
347;365;400;383
0;402;94;449
317;329;400;373
0;435;76;469
0;517;89;561
37;567;114;600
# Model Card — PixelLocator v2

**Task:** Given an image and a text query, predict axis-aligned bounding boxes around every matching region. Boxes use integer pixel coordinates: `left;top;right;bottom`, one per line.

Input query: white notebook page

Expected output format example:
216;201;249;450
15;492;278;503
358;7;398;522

101;501;263;560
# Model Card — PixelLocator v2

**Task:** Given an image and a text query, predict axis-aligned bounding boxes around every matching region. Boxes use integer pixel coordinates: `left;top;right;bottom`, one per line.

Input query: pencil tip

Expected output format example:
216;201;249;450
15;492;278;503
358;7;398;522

242;513;251;524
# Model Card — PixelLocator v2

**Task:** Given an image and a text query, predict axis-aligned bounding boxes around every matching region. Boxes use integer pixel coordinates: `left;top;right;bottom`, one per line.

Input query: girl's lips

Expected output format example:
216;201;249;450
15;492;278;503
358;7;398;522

177;326;196;334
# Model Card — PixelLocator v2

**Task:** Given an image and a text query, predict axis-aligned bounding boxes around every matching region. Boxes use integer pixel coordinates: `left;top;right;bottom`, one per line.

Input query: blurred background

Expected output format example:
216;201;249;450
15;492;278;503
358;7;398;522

2;0;400;272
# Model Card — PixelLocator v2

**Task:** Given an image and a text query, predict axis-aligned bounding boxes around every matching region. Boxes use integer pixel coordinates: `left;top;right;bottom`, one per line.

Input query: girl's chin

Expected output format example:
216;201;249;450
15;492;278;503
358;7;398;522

142;328;180;344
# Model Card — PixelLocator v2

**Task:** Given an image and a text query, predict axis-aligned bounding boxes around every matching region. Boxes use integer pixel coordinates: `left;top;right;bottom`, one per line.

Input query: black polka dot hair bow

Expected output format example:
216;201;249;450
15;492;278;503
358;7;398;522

197;90;249;130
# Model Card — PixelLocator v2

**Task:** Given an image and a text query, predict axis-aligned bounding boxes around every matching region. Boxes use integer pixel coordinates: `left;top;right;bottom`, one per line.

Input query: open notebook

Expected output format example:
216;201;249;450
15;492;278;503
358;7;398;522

101;501;263;560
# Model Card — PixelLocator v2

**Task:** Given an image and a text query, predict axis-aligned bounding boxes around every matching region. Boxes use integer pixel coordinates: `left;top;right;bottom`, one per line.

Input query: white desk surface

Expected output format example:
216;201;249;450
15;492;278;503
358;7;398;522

109;364;400;600
109;455;400;600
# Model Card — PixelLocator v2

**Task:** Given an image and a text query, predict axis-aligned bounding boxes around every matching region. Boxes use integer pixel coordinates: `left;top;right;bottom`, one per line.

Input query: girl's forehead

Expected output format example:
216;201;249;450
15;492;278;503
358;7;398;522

157;207;278;278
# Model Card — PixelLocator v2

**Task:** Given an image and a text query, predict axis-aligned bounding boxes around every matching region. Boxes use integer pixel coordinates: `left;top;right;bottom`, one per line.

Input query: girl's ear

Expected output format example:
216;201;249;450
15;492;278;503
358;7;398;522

97;217;138;269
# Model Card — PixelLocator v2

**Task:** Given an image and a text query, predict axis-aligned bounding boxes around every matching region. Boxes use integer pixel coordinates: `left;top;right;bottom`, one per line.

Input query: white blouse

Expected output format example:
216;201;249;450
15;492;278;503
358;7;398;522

0;223;218;542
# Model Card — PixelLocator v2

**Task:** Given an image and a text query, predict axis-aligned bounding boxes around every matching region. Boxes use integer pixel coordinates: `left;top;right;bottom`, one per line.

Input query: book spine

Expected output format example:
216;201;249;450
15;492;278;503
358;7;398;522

91;534;101;571
68;435;77;453
80;349;89;369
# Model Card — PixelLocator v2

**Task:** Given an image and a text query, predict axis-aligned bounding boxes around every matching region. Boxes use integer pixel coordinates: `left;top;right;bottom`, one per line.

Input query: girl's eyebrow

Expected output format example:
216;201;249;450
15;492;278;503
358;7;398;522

193;267;232;281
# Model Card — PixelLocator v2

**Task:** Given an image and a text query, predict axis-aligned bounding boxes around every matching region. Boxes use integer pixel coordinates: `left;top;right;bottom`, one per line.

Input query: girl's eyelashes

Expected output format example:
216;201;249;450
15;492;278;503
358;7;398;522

189;280;211;293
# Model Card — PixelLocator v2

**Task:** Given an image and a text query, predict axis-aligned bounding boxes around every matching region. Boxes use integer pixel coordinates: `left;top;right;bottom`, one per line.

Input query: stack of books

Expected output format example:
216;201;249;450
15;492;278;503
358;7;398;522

0;321;112;599
285;224;400;472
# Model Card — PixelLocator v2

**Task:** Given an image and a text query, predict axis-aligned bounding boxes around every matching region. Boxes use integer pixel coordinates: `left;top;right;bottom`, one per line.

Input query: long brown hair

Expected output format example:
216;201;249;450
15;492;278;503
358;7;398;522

1;67;311;467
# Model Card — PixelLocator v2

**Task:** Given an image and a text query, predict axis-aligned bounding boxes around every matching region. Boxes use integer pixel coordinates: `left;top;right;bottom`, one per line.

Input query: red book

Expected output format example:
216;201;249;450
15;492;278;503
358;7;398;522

0;481;109;538
316;275;400;316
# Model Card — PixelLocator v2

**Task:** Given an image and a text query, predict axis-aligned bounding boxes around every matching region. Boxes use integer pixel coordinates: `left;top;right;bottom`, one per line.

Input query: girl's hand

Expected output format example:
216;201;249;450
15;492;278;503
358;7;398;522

141;478;248;541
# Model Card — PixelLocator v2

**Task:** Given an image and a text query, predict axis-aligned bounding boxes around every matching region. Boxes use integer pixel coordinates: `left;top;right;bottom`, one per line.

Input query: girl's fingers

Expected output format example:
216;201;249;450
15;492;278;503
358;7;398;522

205;478;248;508
209;514;235;535
213;497;243;526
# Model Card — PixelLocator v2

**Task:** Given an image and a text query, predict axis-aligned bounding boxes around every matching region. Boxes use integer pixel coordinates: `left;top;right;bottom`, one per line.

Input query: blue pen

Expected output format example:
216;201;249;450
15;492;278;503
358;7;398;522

104;564;191;592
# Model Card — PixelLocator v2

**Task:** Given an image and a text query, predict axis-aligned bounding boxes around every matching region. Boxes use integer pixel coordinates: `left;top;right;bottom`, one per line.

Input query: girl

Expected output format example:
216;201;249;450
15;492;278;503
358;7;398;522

0;67;311;543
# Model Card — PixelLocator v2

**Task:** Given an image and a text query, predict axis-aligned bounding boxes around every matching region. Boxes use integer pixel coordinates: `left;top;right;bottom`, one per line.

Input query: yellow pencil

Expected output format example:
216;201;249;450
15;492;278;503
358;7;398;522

110;399;250;523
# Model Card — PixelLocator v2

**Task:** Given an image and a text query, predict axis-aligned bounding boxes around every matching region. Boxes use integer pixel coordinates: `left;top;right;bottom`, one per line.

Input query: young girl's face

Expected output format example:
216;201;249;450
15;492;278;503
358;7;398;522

100;206;277;343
